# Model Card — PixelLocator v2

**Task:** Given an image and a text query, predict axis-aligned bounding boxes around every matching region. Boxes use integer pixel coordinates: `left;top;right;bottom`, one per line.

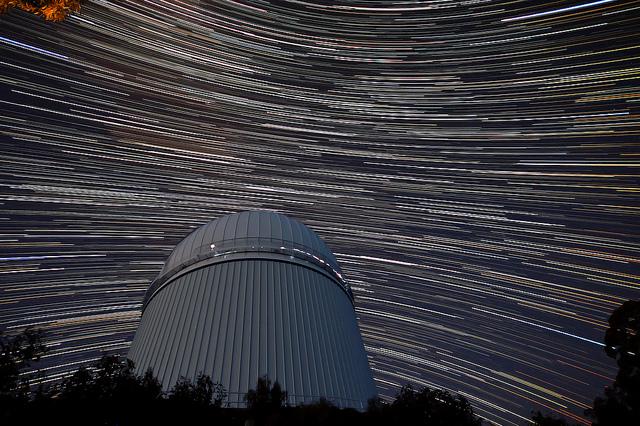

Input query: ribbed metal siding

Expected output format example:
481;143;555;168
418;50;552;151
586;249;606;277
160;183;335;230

128;259;377;409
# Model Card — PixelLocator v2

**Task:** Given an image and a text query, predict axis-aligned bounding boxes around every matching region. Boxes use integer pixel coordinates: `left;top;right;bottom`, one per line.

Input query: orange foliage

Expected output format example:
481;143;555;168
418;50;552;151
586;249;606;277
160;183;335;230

0;0;83;22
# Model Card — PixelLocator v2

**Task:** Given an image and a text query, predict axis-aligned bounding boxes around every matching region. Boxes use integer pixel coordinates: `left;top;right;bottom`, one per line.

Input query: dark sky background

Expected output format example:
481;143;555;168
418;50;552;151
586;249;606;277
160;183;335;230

1;1;639;424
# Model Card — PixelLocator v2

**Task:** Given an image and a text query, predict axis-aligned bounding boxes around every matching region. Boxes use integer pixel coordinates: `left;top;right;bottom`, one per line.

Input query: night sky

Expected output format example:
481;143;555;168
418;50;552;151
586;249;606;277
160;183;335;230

1;1;639;424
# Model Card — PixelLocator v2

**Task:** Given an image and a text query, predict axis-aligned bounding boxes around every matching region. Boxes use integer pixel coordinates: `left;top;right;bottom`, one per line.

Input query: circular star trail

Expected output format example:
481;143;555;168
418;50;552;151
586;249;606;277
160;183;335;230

0;1;639;424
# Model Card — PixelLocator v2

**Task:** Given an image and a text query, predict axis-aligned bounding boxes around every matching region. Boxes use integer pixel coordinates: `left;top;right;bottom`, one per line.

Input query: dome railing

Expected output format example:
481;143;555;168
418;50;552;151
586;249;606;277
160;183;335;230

143;237;353;310
221;391;367;409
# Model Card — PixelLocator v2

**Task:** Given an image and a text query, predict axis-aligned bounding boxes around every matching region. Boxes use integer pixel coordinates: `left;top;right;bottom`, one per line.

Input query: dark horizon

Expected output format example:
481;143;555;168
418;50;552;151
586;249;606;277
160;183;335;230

1;1;639;425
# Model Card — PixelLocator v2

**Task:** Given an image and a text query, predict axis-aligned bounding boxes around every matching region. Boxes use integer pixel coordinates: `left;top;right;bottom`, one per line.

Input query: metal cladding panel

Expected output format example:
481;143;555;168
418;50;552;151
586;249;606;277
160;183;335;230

128;259;377;409
271;214;284;240
280;214;293;242
212;214;229;246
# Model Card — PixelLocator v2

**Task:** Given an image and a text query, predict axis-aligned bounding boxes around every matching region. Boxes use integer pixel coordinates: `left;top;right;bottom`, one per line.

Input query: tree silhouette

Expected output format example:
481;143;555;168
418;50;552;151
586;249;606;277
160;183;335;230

1;327;48;424
587;300;640;425
0;327;47;401
169;373;217;406
244;376;289;425
56;366;94;400
49;358;229;424
275;398;363;426
604;300;640;375
2;328;489;425
385;384;482;426
245;376;288;412
531;410;576;426
0;0;84;22
362;384;483;426
55;355;163;402
48;355;164;424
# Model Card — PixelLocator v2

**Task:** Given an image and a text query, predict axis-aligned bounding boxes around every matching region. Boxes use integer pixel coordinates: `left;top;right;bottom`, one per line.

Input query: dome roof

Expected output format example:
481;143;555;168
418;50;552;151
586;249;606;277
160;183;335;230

160;211;341;277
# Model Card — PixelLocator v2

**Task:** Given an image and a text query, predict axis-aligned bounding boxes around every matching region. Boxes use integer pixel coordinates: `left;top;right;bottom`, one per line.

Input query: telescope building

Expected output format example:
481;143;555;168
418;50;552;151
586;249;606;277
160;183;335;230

128;211;377;409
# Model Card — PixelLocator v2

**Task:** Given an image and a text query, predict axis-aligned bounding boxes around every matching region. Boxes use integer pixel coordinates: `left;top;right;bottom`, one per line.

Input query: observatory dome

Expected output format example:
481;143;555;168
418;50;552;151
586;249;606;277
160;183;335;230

130;211;376;409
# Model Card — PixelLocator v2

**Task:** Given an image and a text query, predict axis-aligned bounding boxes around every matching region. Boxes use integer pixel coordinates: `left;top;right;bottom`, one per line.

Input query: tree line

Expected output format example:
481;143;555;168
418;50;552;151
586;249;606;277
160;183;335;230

1;300;638;425
0;334;481;426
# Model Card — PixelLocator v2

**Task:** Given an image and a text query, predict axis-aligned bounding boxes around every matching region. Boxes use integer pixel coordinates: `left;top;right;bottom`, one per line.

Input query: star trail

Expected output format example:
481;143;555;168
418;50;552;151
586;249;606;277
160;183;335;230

0;1;639;424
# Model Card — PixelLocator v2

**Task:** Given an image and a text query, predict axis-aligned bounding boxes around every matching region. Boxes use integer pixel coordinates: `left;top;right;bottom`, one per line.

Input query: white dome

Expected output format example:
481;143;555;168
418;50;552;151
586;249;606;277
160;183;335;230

161;211;341;275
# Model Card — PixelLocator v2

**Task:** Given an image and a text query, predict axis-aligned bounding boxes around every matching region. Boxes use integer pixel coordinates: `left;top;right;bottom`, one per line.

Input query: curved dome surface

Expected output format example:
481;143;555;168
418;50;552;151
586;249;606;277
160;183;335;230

162;211;341;275
143;211;351;310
